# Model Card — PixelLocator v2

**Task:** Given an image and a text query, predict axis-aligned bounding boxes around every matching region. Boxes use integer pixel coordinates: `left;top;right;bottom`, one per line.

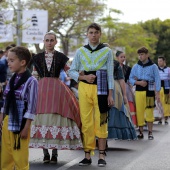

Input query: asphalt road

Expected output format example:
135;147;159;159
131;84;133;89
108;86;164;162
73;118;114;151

29;122;170;170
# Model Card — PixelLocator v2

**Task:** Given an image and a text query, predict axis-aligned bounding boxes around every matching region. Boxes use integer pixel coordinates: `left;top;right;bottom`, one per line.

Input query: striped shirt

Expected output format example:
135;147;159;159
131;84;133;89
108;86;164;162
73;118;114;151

129;63;161;92
68;44;113;89
1;74;38;120
158;67;170;80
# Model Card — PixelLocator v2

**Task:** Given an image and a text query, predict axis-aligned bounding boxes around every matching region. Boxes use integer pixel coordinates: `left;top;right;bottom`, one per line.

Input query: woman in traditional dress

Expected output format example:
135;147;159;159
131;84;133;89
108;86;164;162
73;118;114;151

108;59;137;140
29;32;82;164
115;51;137;127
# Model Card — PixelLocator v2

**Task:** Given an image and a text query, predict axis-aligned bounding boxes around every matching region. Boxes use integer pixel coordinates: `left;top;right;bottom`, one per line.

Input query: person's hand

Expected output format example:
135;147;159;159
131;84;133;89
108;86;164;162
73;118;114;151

85;74;96;83
108;95;114;107
20;126;29;139
140;80;147;87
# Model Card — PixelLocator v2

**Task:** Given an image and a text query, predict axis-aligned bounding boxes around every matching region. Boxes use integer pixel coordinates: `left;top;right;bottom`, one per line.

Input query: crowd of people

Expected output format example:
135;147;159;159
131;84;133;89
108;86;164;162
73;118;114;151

0;22;169;169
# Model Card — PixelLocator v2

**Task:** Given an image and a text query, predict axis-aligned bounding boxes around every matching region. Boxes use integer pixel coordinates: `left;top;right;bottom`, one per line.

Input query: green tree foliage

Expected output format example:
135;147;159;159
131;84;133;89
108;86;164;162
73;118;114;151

141;19;170;65
98;8;158;66
0;0;106;54
0;0;27;50
101;19;158;66
25;0;106;54
115;23;157;65
157;19;170;65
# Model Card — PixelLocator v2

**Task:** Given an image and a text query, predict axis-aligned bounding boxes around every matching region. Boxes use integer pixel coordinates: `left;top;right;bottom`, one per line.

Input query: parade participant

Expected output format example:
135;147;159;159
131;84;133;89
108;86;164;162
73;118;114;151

68;23;114;167
157;56;170;124
29;31;82;164
0;46;38;170
108;59;137;140
129;47;161;140
116;51;137;127
95;43;136;149
102;44;136;140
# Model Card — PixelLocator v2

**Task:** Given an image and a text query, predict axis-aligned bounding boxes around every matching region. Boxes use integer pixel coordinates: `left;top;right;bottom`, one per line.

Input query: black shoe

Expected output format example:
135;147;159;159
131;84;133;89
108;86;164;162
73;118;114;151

137;133;144;139
98;159;106;167
158;120;162;124
79;158;92;166
43;154;50;163
50;155;57;164
148;132;154;140
165;120;169;125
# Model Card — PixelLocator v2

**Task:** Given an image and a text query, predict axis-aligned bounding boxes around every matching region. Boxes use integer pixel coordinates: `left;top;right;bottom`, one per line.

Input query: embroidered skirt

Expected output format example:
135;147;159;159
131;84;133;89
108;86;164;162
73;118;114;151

29;78;83;150
108;80;137;140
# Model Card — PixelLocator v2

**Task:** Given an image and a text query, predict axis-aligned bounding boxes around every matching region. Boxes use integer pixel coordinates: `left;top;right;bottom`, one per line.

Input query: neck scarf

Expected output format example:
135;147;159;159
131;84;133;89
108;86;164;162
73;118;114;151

84;43;106;53
5;69;32;128
158;66;167;72
137;57;154;67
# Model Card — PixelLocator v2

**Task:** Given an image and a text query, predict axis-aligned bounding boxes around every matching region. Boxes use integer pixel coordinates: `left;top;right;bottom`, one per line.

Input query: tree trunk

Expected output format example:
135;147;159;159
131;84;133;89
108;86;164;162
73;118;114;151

61;36;69;56
34;44;44;54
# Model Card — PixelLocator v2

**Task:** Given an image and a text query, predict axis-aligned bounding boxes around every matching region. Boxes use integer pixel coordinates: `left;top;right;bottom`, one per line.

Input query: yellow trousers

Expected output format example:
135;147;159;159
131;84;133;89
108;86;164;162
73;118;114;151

160;87;170;117
78;82;108;152
135;91;154;126
1;116;30;170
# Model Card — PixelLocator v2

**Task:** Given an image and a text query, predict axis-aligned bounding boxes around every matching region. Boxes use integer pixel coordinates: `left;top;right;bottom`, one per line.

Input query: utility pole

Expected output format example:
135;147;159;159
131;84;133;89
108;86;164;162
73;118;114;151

16;0;21;46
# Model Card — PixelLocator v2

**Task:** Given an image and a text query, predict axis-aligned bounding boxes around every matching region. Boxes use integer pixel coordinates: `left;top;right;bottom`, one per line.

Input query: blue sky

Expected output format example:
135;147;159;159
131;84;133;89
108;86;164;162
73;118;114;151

107;0;170;23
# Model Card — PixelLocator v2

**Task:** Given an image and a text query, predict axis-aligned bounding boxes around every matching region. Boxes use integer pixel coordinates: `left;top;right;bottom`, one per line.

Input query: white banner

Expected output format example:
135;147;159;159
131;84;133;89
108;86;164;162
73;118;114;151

0;10;14;42
22;10;48;44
